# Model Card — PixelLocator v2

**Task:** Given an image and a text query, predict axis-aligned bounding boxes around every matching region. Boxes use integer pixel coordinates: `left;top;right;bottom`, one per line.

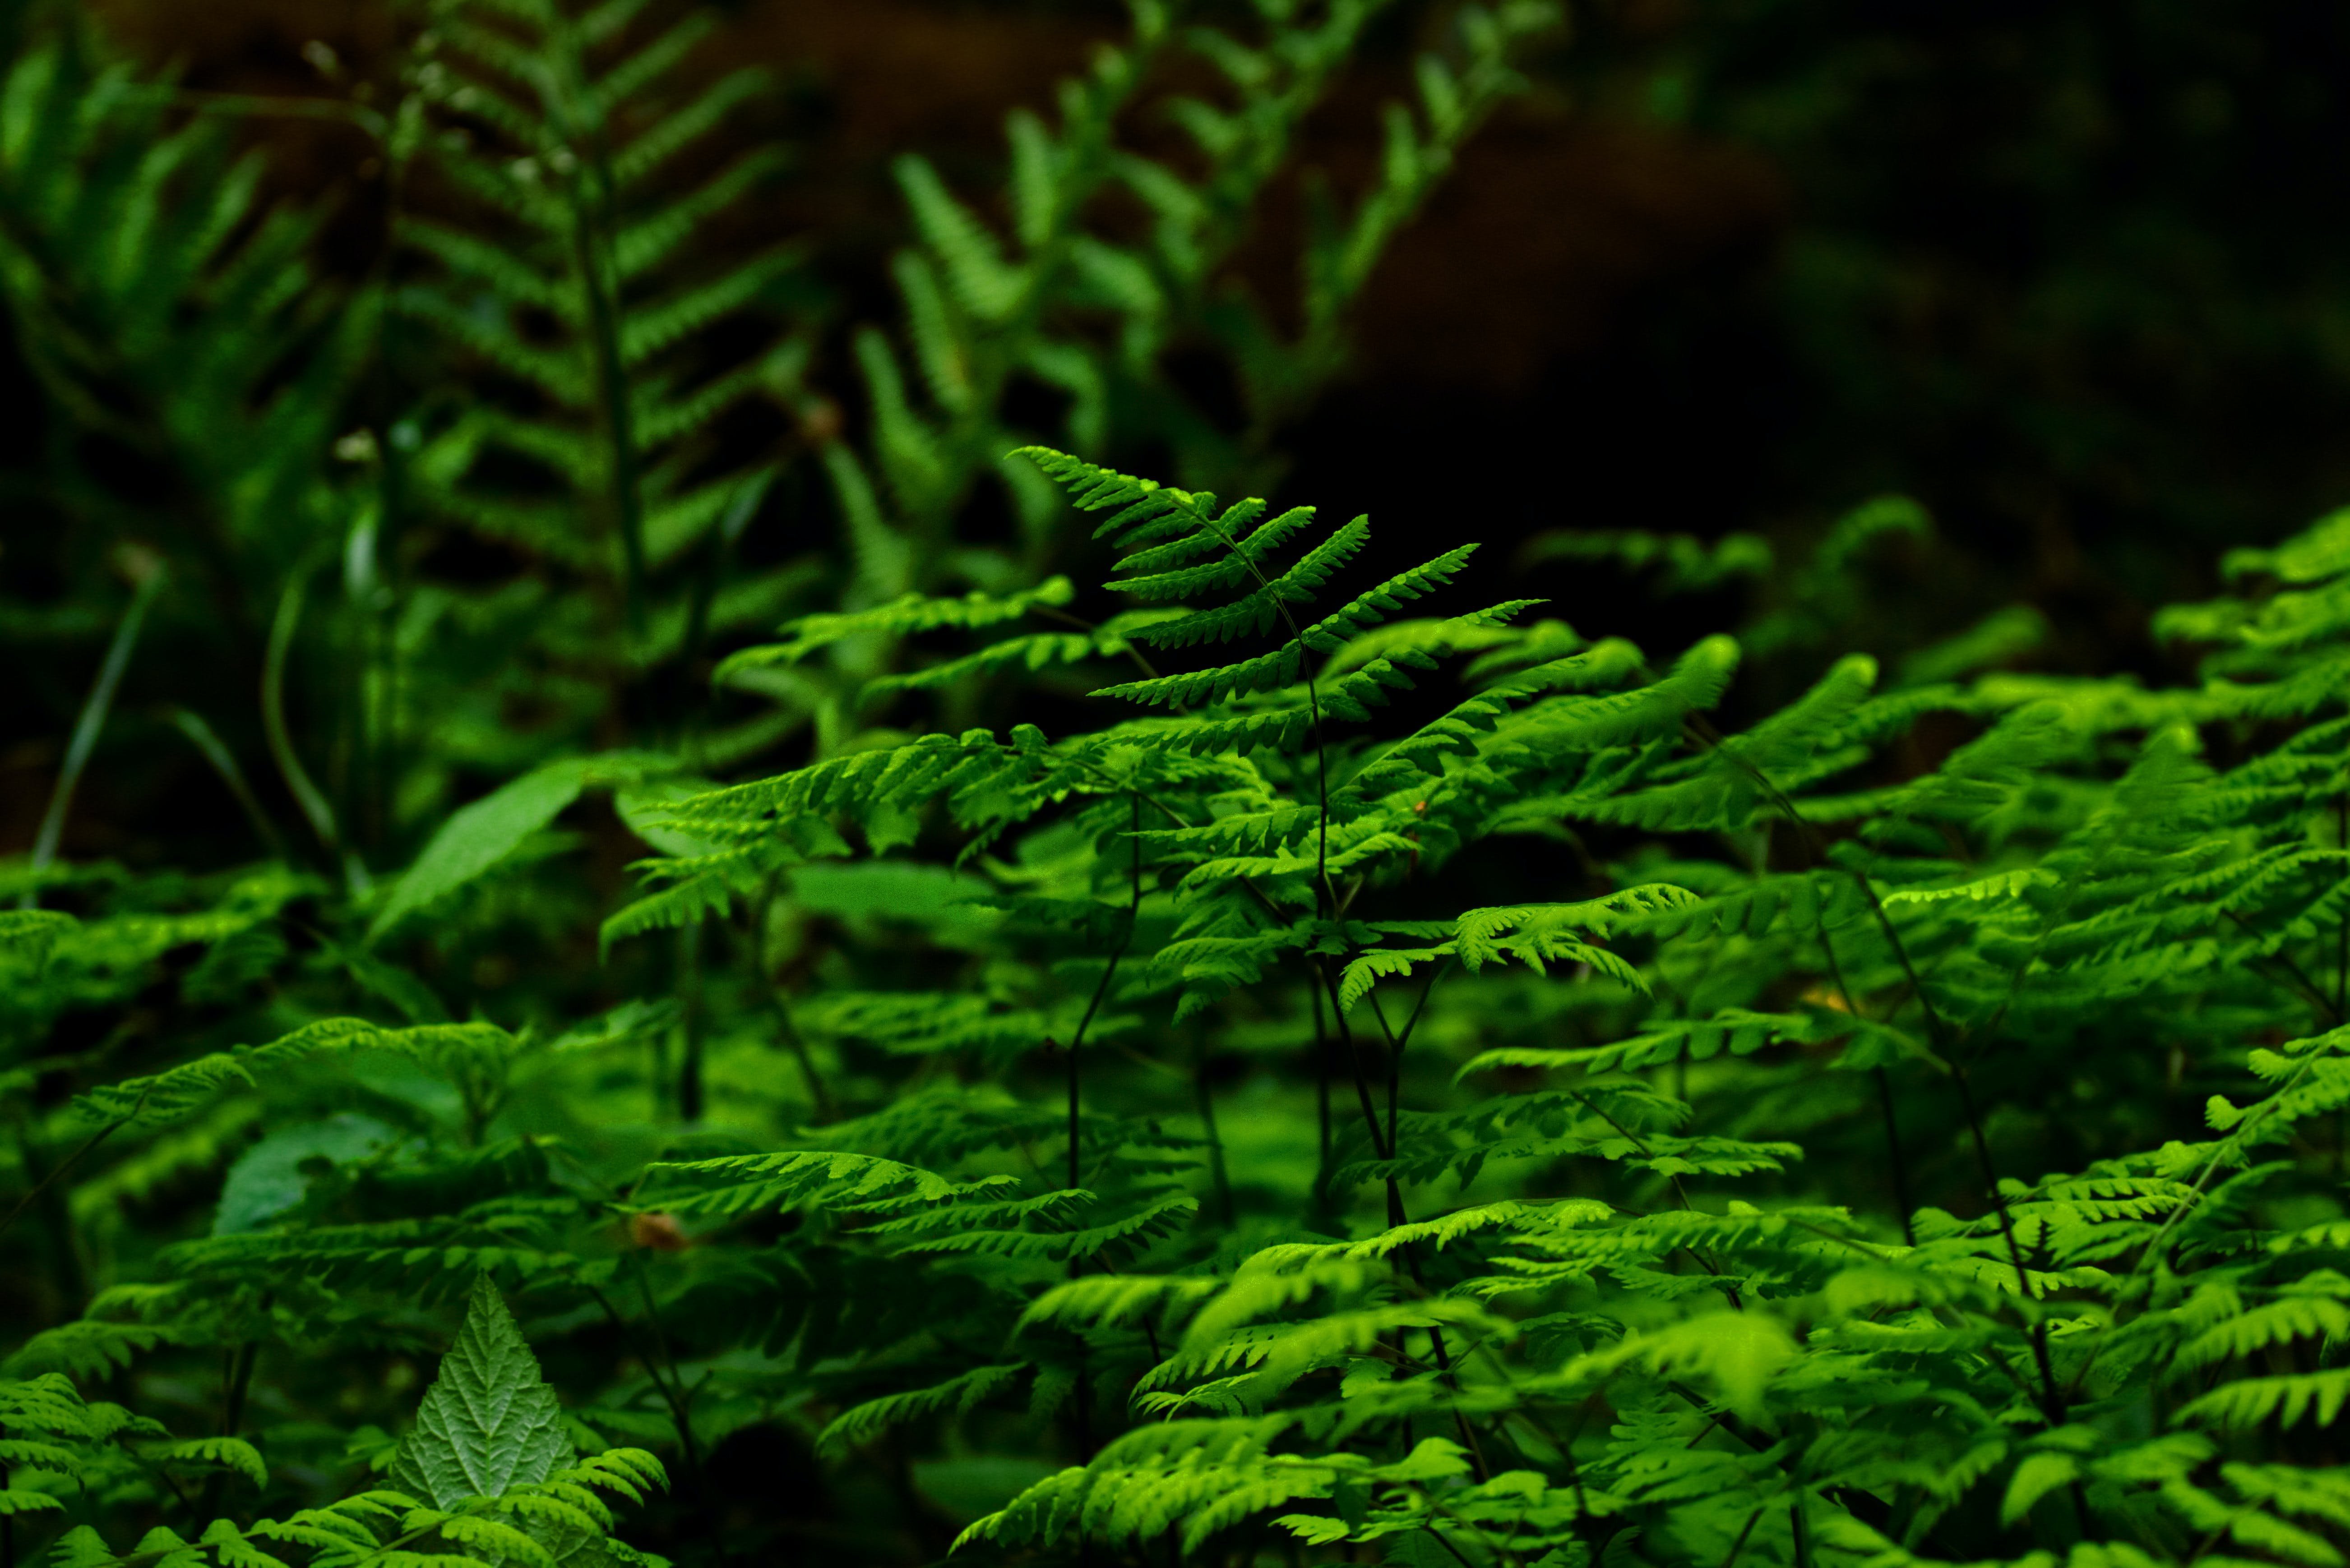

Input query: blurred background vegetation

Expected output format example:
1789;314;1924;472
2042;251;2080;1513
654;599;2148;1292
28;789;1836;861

12;0;2350;872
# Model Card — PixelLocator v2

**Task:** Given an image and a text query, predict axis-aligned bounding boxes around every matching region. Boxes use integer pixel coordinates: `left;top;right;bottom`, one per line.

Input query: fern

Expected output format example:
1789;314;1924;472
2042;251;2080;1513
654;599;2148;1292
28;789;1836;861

398;0;807;733
20;10;2350;1561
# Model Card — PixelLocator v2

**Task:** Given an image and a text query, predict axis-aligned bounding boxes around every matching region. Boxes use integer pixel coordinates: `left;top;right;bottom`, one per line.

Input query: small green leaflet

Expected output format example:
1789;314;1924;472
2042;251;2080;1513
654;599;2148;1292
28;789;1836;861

389;1275;574;1508
370;753;673;942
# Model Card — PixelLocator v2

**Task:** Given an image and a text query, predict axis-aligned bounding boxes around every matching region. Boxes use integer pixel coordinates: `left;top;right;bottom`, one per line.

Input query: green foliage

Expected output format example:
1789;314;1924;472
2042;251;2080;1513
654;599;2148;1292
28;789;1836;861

388;1276;580;1510
21;5;2350;1568
0;1285;663;1568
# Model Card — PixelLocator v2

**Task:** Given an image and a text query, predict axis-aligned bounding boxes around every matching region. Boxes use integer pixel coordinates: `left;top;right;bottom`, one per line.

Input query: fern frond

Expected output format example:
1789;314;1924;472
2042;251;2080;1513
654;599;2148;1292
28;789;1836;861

815;1364;1029;1458
638;1150;1016;1218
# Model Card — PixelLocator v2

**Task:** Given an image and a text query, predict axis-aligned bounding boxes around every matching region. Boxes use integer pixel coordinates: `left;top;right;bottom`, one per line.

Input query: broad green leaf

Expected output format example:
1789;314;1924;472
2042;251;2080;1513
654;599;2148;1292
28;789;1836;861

389;1276;574;1508
370;761;591;941
213;1113;402;1235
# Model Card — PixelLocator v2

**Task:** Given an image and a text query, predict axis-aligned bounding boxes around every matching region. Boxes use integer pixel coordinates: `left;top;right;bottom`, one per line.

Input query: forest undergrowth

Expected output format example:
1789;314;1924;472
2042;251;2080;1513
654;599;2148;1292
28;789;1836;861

6;2;2350;1568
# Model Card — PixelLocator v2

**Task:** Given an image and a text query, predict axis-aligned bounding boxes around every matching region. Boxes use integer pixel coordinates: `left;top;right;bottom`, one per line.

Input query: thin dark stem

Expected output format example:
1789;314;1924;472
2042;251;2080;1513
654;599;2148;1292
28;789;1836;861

588;1272;725;1560
629;1255;705;1474
1686;715;2058;1412
749;876;835;1124
1064;793;1146;1219
1365;965;1449;1230
1421;1526;1479;1568
1179;493;1339;914
221;1340;259;1436
198;1328;264;1520
1947;1063;2066;1425
0;1115;128;1245
1370;964;1447;1169
1570;1092;1744;1312
1317;960;1395;1194
776;1006;833;1125
1814;925;1915;1244
1719;1507;1767;1568
135;1444;199;1521
2220;907;2344;1027
597;1272;707;1498
1033;603;1161;682
569;125;648;641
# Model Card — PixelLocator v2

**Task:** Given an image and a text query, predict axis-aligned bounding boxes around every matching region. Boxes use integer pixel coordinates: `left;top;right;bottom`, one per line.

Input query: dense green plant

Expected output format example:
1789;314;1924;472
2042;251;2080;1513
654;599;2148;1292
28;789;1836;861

21;434;2350;1565
18;4;2350;1568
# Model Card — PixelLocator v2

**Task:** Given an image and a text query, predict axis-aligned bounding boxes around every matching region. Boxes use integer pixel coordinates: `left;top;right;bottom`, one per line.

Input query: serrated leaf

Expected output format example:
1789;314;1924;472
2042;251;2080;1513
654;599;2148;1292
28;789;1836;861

389;1276;574;1508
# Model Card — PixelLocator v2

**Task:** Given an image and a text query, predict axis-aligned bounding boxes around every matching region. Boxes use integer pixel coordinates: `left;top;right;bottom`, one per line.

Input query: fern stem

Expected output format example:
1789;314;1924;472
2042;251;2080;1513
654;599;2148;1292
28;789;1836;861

1420;1525;1480;1568
1316;960;1393;1168
1066;1030;1083;1199
566;143;649;642
1176;489;1340;913
1946;1061;2066;1423
752;876;836;1123
1686;715;2055;1413
2220;906;2342;1026
1368;963;1448;1182
1351;975;1494;1482
589;1272;712;1532
1064;793;1147;1204
1717;1505;1766;1568
777;1005;835;1125
629;1255;706;1480
1815;922;1916;1245
1034;602;1160;682
198;1329;264;1521
0;1114;127;1249
1569;1092;1744;1312
23;560;164;908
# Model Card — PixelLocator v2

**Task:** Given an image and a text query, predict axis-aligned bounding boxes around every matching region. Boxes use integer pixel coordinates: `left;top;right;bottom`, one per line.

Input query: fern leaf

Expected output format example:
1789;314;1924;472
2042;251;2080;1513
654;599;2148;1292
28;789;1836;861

815;1365;1029;1457
638;1150;1013;1217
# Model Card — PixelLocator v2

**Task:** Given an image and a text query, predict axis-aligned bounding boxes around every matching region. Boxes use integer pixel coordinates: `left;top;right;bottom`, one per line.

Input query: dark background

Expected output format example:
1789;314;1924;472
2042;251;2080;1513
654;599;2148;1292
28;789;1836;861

20;0;2350;846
